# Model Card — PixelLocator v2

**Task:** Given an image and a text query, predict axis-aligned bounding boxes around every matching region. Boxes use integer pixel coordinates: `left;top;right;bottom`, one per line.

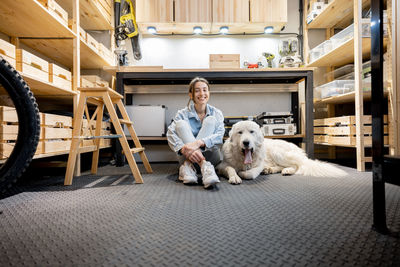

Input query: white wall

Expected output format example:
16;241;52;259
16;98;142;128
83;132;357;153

125;0;302;68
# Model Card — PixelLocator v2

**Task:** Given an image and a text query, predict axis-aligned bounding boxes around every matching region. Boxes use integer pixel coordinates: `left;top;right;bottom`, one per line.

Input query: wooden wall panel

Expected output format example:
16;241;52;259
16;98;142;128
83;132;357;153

135;0;174;23
212;0;249;23
174;0;212;23
250;0;287;23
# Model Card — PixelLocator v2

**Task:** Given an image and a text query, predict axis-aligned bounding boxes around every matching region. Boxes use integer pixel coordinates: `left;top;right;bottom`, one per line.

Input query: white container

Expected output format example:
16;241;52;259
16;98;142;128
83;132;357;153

124;105;167;137
330;25;354;49
315;80;355;99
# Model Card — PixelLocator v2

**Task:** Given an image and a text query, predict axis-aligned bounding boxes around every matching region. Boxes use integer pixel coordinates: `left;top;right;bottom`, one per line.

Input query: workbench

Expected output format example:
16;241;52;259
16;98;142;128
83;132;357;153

106;67;315;165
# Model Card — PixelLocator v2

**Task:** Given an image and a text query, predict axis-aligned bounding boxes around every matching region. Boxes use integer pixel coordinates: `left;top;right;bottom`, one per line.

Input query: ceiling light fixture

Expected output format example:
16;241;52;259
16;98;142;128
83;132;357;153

219;26;229;34
147;26;157;34
264;26;274;34
193;26;202;34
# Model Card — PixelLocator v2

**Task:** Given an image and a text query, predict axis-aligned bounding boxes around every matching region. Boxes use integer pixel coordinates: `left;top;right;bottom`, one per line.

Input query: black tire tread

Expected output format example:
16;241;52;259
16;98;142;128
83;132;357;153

0;57;40;193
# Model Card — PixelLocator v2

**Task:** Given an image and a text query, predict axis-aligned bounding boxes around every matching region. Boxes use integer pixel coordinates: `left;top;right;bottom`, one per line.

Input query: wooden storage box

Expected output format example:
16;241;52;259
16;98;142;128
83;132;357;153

81;75;109;87
314;115;388;147
38;0;68;27
98;43;113;63
209;54;240;69
39;112;73;154
16;49;49;82
68;21;87;42
0;106;42;159
0;39;16;68
49;63;72;91
86;33;99;53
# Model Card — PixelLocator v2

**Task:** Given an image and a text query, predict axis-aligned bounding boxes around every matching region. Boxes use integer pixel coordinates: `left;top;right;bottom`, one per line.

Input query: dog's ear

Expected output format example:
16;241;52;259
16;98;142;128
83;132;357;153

256;125;264;145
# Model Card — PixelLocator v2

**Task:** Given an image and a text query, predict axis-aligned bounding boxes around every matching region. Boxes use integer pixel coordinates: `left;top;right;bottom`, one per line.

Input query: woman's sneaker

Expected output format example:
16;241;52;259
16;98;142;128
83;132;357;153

179;161;198;184
201;161;220;188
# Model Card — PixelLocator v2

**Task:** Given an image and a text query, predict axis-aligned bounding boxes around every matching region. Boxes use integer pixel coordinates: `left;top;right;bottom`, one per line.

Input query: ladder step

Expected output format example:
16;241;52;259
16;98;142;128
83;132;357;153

122;147;145;155
119;119;132;125
131;147;145;153
79;134;122;140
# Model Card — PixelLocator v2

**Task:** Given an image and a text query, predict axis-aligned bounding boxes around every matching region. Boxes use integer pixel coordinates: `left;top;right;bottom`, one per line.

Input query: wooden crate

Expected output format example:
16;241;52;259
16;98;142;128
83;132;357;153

81;75;109;87
38;0;68;27
68;21;87;42
49;63;72;91
43;140;71;154
41;112;72;128
0;106;43;158
0;39;16;68
0;142;42;159
98;43;113;63
314;115;389;147
16;49;49;82
86;33;99;53
209;54;240;69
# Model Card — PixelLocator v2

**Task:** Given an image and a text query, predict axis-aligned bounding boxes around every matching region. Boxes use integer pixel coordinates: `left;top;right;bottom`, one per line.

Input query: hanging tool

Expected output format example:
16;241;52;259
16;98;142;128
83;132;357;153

114;0;142;63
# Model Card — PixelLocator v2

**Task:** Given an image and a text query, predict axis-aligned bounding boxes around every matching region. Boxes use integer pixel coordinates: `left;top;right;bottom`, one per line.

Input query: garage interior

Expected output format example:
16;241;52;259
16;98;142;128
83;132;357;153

0;0;399;265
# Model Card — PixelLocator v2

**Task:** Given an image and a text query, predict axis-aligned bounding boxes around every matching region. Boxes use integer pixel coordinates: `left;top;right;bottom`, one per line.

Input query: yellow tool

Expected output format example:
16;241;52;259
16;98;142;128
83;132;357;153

114;0;141;61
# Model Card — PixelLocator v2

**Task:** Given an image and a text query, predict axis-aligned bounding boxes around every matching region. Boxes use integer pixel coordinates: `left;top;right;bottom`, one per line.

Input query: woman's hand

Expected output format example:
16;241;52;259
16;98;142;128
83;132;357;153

180;140;204;158
188;149;205;164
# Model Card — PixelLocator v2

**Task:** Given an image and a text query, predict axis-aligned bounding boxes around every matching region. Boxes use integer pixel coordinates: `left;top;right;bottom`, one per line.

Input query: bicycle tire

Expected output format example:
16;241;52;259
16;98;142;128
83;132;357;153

0;56;40;193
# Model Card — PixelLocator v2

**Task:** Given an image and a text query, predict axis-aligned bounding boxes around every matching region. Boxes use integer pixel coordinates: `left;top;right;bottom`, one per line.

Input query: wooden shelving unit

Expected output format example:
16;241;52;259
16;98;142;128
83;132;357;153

307;38;372;67
307;0;370;29
59;0;113;30
304;0;375;170
0;0;114;163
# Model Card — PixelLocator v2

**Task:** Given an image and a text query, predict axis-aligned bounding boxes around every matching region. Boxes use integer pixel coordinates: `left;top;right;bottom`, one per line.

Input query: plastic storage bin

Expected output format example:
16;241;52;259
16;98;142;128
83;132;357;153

315;80;355;99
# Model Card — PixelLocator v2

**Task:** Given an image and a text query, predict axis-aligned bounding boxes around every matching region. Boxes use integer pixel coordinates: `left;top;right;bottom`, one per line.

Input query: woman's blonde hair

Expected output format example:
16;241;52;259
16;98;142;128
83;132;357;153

187;77;210;108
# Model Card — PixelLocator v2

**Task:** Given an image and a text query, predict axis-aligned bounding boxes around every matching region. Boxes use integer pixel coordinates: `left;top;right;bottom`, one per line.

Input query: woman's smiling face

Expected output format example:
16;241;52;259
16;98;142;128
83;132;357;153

192;81;210;105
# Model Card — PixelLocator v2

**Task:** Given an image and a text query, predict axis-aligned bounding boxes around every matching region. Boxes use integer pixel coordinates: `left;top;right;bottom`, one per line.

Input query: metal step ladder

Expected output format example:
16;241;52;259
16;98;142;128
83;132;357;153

64;87;152;185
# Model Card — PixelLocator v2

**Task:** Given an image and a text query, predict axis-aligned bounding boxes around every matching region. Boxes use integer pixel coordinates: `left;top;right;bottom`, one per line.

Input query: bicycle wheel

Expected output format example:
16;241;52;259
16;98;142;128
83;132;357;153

0;56;40;193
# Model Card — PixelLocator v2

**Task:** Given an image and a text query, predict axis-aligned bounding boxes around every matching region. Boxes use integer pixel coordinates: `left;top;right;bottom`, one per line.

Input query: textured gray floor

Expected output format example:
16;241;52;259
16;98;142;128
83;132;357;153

0;163;399;266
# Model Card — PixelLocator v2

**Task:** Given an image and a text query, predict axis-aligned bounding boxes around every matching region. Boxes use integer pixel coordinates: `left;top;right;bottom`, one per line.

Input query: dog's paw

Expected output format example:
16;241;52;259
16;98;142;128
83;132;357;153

238;171;256;180
228;175;242;185
281;167;296;176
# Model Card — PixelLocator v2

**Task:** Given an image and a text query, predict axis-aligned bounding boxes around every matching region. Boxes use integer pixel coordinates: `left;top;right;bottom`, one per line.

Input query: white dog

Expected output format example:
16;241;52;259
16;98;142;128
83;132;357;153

217;121;347;184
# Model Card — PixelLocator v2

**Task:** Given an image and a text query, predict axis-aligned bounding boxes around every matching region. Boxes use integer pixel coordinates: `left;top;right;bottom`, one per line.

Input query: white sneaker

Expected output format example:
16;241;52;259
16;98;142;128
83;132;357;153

179;162;198;184
201;161;220;188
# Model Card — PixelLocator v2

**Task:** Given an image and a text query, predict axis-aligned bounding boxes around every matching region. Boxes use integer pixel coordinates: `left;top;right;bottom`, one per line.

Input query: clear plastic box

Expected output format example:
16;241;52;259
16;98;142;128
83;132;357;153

315;80;355;99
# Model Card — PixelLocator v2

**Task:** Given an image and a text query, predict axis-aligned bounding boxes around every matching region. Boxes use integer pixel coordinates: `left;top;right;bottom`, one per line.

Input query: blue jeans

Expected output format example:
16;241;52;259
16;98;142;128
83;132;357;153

175;116;222;167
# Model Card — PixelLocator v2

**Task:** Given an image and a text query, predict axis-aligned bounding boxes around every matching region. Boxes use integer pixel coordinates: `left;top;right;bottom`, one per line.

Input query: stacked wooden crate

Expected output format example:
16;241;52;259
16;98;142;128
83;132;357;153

0;106;43;159
16;49;49;82
49;63;72;91
0;39;16;68
37;0;69;27
82;120;112;148
314;115;388;147
40;112;73;154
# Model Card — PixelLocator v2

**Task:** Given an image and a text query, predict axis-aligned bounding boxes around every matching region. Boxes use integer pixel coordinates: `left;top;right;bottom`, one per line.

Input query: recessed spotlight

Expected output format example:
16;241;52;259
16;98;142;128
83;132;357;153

147;26;157;34
193;26;202;34
264;26;274;33
219;26;229;34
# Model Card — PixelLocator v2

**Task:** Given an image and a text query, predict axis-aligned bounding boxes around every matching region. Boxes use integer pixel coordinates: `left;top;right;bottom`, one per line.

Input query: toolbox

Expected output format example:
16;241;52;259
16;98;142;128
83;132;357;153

262;124;297;136
124;105;167;137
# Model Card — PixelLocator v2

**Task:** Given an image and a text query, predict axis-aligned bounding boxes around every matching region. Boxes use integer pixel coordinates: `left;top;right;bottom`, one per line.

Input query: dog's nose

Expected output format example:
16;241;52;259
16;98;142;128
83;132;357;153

243;140;250;147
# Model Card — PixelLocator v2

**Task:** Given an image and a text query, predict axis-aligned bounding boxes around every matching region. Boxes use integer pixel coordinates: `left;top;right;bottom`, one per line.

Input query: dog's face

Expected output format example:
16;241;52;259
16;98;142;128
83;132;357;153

229;121;264;164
